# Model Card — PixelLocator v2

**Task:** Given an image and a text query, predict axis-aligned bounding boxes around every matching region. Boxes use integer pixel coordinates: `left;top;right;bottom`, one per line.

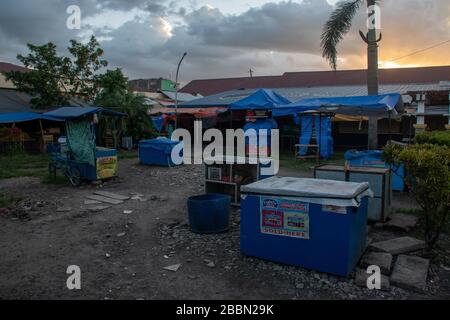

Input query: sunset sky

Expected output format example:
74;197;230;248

0;0;449;82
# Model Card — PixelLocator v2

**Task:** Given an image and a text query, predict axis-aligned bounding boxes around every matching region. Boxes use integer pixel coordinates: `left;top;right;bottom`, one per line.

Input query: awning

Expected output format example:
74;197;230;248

149;106;227;118
44;106;126;119
273;93;404;117
0;112;63;124
229;88;291;110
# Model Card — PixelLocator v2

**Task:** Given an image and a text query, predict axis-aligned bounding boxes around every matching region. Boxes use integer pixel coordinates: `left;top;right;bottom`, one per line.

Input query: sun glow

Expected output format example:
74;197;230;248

379;61;420;69
159;17;173;38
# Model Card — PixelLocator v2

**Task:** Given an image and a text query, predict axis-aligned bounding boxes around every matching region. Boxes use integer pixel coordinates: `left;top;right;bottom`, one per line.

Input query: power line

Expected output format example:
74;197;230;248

388;39;450;62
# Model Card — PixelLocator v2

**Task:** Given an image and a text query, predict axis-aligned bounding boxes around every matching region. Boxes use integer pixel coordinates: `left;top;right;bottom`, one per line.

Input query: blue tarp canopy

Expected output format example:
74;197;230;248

44;106;126;120
0;112;63;124
230;88;291;110
273;93;404;117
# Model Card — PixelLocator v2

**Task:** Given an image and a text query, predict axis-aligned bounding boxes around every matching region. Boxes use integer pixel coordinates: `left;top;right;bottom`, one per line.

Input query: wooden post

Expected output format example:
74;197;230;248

39;120;46;153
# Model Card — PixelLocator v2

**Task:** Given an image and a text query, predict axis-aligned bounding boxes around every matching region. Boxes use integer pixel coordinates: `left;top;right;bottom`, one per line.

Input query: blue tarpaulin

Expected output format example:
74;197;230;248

297;115;333;159
0;112;62;124
315;116;333;159
230;89;291;110
273;93;404;117
44;107;126;119
344;150;405;191
151;116;164;132
244;119;278;153
298;116;313;156
139;137;181;167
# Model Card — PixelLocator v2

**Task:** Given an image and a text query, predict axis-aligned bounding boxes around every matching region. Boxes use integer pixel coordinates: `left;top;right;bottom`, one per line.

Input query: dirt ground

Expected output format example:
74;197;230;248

0;159;449;300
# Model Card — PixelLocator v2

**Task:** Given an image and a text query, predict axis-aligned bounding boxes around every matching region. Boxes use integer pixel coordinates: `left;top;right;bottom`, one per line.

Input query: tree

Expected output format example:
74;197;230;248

4;36;107;109
321;0;382;149
4;42;72;108
94;69;155;144
68;36;108;101
383;143;450;249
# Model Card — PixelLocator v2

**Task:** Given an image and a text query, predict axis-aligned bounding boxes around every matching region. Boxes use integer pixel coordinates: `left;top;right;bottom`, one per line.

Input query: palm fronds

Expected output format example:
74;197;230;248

321;0;364;70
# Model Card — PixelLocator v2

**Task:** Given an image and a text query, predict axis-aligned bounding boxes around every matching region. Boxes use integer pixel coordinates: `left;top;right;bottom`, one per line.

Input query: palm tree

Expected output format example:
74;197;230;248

321;0;382;149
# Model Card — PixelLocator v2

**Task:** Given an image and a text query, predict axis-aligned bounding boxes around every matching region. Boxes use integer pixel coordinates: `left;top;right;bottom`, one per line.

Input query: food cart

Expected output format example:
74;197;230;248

43;107;126;186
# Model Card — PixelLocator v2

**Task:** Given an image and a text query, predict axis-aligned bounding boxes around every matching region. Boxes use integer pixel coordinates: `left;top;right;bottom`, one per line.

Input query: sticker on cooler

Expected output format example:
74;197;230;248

260;197;309;239
322;205;347;214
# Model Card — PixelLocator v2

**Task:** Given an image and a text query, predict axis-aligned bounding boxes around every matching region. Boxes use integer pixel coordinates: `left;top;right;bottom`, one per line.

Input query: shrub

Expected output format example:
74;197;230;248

384;143;450;249
413;130;450;147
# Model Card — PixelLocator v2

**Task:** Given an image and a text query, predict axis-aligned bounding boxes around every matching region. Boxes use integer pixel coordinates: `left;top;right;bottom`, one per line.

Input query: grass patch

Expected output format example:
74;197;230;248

280;151;345;173
118;150;138;160
0;152;50;180
0;193;20;208
41;173;70;185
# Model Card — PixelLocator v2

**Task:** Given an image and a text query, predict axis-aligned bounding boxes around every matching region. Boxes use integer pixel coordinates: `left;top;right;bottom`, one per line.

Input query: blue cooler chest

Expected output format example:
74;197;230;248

240;177;371;277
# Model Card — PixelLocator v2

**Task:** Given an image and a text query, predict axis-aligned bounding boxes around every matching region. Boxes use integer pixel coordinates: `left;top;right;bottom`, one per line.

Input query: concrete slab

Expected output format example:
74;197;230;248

88;205;111;212
163;264;181;272
354;268;390;291
385;213;418;232
93;191;130;201
360;252;393;275
391;255;429;292
84;200;101;205
86;195;124;205
369;237;425;255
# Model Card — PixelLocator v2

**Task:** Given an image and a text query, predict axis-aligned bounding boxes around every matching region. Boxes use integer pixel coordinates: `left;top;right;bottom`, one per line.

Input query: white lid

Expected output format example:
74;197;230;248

241;176;369;199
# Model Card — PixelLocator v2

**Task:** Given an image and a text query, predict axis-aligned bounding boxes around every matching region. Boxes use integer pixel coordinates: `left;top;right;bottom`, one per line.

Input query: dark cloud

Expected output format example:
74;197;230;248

0;0;449;82
184;0;333;54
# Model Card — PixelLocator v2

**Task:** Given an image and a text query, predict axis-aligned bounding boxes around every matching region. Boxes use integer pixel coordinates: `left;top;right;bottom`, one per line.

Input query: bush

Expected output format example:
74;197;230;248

413;131;450;147
384;143;450;249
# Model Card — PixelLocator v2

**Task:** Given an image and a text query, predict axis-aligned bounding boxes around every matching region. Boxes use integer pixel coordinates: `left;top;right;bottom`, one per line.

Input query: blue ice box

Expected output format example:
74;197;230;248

344;150;405;192
139;138;180;167
240;176;372;276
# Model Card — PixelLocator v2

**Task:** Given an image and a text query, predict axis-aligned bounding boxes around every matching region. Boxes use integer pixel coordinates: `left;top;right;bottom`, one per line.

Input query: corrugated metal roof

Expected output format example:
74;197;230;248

177;83;446;107
0;62;31;73
181;66;450;96
160;90;202;102
0;88;94;114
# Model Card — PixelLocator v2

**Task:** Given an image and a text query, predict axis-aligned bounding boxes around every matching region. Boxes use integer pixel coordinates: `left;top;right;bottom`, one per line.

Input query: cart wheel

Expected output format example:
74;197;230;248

66;166;82;187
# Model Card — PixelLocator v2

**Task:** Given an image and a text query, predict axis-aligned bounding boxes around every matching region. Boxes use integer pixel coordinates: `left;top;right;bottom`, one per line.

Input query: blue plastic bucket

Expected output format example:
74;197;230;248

187;194;231;234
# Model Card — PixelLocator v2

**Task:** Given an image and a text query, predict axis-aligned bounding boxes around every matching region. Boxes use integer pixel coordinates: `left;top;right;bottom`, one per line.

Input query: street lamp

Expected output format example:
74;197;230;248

175;52;187;130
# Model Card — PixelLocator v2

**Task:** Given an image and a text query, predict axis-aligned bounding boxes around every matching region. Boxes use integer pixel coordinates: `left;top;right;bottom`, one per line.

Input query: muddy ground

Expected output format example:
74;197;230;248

0;159;449;300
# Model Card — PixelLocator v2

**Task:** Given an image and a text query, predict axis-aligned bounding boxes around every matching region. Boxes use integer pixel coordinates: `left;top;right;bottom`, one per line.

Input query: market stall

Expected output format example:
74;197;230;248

43;106;126;185
201;89;288;205
273;93;404;154
0;112;63;153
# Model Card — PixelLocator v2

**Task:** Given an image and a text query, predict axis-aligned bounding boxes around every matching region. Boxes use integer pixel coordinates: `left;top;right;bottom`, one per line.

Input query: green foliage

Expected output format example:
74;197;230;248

321;0;363;70
413;131;450;147
0;152;50;179
4;42;72;108
95;69;156;144
0;193;19;208
384;143;450;249
4;36;107;109
68;36;108;101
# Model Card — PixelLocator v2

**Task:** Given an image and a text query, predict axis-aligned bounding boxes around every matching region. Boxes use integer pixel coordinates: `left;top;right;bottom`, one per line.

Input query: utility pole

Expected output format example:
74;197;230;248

359;0;382;150
175;52;187;130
